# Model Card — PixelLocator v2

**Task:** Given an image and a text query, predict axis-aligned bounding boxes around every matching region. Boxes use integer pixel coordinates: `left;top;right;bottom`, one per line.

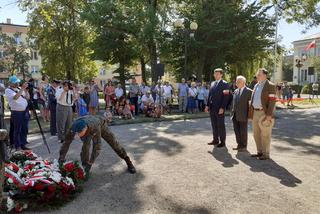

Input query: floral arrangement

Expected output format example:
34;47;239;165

3;151;86;213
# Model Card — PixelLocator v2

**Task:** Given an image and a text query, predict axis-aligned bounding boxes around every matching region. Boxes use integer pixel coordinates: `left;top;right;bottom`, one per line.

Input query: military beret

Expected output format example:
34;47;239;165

71;119;87;133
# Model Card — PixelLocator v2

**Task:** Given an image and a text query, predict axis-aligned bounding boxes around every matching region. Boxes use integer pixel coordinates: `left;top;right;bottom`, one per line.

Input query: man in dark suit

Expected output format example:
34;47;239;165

231;76;253;151
206;68;230;148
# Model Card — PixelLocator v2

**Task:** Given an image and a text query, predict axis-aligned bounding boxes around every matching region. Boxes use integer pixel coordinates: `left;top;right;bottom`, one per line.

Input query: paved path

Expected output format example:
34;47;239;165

27;108;320;214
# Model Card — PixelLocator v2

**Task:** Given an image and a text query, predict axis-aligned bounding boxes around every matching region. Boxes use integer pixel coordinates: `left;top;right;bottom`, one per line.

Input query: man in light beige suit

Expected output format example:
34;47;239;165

249;68;276;160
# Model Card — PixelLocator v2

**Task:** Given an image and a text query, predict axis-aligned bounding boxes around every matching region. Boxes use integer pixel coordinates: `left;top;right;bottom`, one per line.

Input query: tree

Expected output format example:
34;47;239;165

164;0;275;82
0;32;30;79
261;0;320;29
19;0;97;82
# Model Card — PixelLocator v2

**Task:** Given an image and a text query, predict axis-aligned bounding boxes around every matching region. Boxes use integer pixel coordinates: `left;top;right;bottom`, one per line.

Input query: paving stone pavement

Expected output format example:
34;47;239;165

26;108;320;214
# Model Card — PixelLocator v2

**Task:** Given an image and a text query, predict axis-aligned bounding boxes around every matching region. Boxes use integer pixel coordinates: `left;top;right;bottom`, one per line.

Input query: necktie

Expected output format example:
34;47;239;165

236;89;241;103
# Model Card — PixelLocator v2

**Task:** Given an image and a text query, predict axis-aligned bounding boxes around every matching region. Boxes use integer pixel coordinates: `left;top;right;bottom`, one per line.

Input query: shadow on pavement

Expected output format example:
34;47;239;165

208;147;239;168
236;151;302;187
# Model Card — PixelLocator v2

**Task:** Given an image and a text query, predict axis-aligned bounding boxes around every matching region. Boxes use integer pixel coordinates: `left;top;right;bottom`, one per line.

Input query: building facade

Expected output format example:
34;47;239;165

292;33;320;85
0;19;42;84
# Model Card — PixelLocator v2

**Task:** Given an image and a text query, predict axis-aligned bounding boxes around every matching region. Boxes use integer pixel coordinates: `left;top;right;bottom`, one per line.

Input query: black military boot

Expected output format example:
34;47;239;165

83;163;92;180
124;156;136;174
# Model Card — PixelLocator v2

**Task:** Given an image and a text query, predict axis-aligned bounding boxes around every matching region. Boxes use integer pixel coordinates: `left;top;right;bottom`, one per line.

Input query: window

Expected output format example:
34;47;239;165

99;69;106;75
15;35;22;45
31;66;39;73
32;51;38;60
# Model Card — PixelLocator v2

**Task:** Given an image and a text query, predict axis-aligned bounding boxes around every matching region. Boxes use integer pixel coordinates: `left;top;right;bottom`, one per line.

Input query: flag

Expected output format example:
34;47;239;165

304;40;316;51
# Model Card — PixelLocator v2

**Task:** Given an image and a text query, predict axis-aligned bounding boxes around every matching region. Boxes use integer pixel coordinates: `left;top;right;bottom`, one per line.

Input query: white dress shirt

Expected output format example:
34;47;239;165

115;87;124;98
55;87;74;106
5;87;28;111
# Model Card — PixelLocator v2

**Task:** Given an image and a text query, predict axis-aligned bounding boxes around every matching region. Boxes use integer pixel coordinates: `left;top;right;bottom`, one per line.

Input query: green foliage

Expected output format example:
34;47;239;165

163;0;275;81
261;0;320;29
19;0;97;82
0;32;31;78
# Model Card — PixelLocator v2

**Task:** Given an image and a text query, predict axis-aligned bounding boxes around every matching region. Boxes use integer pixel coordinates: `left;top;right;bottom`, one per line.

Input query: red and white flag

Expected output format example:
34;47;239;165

304;40;316;51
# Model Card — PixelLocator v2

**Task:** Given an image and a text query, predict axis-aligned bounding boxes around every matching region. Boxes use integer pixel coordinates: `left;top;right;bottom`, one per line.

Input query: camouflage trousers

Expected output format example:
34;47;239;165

80;126;128;165
0;161;3;202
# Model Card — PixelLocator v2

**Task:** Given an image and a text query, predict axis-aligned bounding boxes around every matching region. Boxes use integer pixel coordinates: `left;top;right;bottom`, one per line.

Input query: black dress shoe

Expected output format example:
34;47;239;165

251;153;263;157
258;156;270;160
21;146;31;150
217;143;225;148
208;141;219;145
60;140;64;144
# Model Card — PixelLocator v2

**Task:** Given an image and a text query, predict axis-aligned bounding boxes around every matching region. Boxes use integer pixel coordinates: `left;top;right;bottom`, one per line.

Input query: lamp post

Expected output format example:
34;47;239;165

295;54;307;98
174;20;198;80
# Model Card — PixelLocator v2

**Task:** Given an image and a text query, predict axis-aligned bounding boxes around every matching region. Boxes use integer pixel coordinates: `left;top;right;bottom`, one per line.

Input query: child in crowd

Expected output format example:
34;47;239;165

83;86;91;112
104;106;113;123
78;94;88;116
122;99;133;119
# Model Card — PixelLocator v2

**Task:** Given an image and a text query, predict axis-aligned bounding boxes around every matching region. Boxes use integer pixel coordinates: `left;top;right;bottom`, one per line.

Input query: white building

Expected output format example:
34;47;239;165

292;33;320;85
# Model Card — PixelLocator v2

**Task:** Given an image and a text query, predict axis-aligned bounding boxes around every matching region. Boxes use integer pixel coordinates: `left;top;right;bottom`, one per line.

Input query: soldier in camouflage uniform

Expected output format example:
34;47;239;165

0;129;8;204
59;115;136;174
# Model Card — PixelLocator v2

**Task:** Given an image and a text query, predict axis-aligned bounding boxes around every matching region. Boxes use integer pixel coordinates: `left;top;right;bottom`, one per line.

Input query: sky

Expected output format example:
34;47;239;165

0;0;319;50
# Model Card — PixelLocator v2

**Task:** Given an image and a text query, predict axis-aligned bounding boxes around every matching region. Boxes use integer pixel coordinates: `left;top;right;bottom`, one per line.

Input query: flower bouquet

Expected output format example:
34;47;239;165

3;151;86;213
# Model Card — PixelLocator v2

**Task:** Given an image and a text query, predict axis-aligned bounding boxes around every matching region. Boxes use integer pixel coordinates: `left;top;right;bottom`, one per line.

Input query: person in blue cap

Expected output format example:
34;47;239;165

5;75;31;151
58;115;136;174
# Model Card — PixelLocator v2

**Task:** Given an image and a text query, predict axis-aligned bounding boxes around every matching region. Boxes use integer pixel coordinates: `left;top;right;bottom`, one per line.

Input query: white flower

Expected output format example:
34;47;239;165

7;178;13;184
7;197;15;212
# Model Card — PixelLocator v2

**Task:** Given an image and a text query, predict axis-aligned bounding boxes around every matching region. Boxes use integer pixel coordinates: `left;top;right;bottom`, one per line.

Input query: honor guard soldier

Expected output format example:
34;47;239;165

206;68;230;148
59;115;136;175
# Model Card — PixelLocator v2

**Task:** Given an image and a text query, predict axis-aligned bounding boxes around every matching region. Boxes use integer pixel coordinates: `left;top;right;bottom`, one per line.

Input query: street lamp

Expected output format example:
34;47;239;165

174;20;198;79
295;54;307;98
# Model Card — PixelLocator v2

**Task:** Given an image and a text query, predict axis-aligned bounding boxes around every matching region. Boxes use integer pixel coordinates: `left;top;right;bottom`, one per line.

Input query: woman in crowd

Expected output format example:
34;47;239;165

89;79;100;115
104;80;115;110
187;82;198;114
38;75;50;122
197;82;207;112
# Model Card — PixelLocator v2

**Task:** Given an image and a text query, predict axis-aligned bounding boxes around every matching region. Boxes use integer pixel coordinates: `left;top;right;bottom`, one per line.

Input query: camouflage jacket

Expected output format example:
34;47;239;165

59;115;108;162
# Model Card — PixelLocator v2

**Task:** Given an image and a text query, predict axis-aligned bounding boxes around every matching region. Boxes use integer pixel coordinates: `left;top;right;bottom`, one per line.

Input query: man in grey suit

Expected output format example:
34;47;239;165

231;76;253;151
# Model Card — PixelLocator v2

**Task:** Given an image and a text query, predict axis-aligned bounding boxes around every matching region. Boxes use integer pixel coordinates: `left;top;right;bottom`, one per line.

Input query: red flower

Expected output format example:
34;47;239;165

64;162;75;172
75;168;85;180
34;183;45;191
47;184;56;192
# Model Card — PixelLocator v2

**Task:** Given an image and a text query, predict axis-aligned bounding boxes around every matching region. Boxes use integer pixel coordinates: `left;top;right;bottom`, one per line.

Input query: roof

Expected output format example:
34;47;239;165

0;23;28;28
293;32;320;43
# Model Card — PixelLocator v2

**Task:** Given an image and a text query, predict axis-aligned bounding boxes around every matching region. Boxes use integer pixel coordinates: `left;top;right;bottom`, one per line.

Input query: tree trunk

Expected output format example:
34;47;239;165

140;55;147;83
119;62;126;96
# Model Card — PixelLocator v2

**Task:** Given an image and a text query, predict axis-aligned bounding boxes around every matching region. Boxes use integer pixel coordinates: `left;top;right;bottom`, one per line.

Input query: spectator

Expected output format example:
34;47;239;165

276;83;283;100
178;78;189;113
83;86;90;111
5;75;30;150
187;82;198;114
150;82;157;102
288;87;294;106
155;81;164;105
89;79;100;115
104;106;113;123
197;83;207;112
56;80;75;144
249;76;258;89
163;81;173;107
38;75;50;122
105;80;115;109
115;84;124;100
48;79;60;136
78;94;89;116
129;79;140;116
123;99;133;119
282;81;289;104
140;81;150;96
141;91;154;113
312;82;319;98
